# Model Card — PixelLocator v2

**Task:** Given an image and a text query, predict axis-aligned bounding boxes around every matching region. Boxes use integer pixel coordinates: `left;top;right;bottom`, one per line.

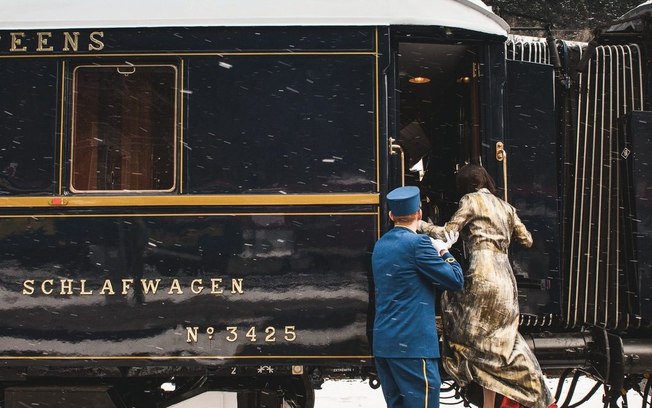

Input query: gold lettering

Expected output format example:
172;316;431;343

41;279;54;295
140;279;160;294
100;279;115;295
285;326;296;341
22;280;35;295
62;31;79;51
60;279;73;295
36;32;53;52
19;277;240;296
88;31;105;51
191;279;203;294
168;279;183;294
10;32;27;52
186;326;199;343
79;279;93;295
121;279;133;295
231;278;244;294
211;278;223;294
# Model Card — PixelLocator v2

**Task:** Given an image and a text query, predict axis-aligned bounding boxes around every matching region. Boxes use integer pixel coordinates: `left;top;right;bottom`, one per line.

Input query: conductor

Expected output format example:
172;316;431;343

372;186;464;408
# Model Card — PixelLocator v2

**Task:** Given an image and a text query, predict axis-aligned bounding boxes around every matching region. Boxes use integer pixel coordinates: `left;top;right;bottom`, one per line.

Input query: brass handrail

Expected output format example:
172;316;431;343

389;137;405;187
496;141;508;202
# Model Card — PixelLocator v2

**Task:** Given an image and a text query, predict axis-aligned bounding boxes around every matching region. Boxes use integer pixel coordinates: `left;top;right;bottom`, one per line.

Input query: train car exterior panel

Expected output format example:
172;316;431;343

0;24;382;371
0;58;59;195
0;212;376;361
622;110;652;327
0;26;379;199
504;59;561;322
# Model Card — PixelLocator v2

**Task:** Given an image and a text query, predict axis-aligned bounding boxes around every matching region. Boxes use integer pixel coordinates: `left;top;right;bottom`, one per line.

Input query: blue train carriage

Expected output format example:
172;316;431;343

0;0;510;407
498;2;652;403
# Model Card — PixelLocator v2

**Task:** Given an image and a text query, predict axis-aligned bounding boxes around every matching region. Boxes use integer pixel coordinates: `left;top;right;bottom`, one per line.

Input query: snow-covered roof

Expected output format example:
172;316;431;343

0;0;509;37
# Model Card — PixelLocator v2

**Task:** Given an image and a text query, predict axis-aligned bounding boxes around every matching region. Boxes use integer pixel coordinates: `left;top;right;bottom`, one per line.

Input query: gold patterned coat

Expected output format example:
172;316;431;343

419;188;554;408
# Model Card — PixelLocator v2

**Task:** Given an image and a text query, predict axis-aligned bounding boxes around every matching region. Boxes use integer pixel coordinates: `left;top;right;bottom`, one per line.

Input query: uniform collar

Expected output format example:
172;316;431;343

394;225;417;233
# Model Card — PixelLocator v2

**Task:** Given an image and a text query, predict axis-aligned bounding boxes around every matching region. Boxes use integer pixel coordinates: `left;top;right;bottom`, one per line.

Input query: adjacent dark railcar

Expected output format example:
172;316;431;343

486;4;652;404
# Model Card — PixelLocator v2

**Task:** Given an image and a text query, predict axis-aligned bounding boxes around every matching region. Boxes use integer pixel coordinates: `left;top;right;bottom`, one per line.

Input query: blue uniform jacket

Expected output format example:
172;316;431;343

372;226;464;358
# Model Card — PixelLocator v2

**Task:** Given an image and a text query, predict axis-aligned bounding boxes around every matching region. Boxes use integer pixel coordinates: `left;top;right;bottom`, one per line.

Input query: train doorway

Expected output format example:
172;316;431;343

393;41;481;225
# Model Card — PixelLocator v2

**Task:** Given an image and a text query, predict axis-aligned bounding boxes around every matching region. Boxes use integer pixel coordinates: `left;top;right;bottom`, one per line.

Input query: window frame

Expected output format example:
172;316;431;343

68;62;180;194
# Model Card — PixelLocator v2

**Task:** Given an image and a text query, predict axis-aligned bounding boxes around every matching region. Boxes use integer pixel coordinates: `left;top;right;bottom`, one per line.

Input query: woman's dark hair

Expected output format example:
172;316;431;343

456;164;497;196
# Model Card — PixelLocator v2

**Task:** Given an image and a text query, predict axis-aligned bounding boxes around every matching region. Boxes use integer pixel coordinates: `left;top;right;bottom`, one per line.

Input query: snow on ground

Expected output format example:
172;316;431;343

168;376;648;407
314;378;647;407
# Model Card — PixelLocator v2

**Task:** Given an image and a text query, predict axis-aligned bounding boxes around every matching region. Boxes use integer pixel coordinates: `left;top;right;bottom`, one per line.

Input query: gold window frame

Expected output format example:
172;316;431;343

69;63;179;193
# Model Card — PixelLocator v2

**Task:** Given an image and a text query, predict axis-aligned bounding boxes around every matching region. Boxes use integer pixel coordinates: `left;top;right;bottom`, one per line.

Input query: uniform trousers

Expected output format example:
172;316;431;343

375;357;441;408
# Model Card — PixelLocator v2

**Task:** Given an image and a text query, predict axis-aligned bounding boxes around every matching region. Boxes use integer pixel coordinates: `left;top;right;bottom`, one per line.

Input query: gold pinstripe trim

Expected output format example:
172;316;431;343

179;59;185;193
374;28;380;192
0;51;376;59
422;358;429;408
0;194;379;208
0;354;373;360
58;60;66;195
376;207;381;240
0;212;377;219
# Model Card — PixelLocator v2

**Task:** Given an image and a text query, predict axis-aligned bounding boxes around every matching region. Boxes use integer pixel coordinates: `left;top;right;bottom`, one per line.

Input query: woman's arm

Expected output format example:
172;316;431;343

418;194;472;239
512;209;533;248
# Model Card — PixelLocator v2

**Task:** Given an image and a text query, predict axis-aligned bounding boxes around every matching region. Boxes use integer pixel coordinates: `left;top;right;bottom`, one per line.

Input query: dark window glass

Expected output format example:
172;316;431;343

71;64;177;192
186;56;376;194
0;60;57;195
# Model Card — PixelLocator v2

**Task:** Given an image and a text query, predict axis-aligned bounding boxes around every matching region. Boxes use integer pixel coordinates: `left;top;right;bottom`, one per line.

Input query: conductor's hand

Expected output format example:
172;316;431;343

430;238;448;255
430;230;459;255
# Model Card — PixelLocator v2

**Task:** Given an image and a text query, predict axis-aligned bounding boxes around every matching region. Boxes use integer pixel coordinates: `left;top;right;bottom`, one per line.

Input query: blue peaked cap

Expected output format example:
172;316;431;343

386;186;421;216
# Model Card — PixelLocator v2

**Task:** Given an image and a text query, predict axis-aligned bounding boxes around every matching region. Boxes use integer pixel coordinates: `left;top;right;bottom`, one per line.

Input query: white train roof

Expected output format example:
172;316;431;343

0;0;509;37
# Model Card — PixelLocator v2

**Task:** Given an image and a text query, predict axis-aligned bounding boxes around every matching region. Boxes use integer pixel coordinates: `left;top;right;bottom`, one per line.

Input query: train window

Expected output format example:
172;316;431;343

0;59;58;195
184;55;376;194
70;64;177;192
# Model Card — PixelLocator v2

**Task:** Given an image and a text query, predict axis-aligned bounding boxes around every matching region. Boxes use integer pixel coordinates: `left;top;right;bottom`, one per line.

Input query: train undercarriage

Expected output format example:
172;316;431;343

2;329;651;408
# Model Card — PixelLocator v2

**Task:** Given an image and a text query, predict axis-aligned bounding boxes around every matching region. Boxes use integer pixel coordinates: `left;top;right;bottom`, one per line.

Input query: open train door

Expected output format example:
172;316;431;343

500;38;562;322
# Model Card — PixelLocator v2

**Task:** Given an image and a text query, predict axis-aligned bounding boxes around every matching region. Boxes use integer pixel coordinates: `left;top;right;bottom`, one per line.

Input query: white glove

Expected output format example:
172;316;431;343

430;230;459;255
430;238;448;254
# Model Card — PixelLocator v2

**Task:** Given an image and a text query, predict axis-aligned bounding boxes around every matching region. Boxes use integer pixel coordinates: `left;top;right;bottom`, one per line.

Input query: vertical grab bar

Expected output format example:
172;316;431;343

496;141;508;202
389;137;405;187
